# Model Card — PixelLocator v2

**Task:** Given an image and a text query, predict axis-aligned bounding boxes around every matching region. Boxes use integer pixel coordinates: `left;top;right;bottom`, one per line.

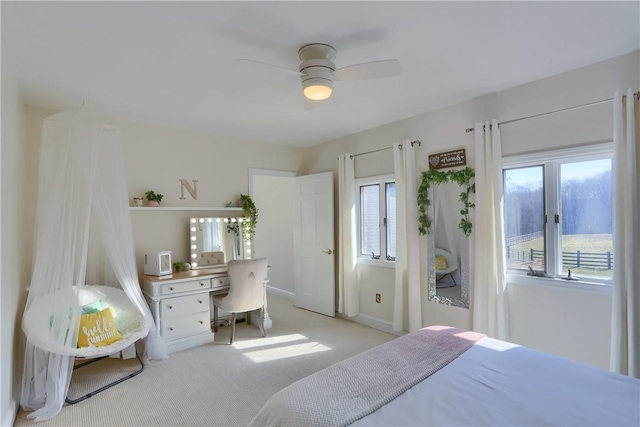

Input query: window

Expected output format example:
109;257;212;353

357;175;396;261
503;145;613;282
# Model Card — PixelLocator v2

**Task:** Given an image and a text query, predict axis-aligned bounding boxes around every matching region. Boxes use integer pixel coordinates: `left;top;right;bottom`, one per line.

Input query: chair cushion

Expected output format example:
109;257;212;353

77;307;122;348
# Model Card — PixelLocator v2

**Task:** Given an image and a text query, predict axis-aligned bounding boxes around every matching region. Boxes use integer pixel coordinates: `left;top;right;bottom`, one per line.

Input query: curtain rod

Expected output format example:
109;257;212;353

350;140;421;159
465;91;640;133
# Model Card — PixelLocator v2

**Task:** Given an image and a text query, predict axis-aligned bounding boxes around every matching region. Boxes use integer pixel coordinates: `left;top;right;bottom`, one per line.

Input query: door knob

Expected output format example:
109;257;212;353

322;249;333;255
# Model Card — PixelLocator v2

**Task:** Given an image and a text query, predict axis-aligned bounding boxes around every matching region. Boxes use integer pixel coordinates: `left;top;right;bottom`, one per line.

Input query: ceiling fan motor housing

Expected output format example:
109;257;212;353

298;44;337;91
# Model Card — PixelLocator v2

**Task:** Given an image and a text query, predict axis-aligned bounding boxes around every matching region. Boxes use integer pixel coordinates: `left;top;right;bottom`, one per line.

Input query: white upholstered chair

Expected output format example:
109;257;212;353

212;258;268;344
434;248;458;288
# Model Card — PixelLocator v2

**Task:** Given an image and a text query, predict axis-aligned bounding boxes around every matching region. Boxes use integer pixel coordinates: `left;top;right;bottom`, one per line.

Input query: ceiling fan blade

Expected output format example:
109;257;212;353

237;59;303;76
333;59;401;81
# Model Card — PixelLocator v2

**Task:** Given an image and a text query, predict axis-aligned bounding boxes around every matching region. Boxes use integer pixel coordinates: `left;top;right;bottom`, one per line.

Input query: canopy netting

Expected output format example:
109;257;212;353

20;111;167;421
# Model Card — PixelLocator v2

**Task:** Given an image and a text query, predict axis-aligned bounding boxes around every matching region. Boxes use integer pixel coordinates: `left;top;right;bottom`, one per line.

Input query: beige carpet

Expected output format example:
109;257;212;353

14;294;395;426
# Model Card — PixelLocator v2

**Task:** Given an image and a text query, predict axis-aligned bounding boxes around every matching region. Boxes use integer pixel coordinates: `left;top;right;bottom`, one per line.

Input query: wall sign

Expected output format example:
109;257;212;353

428;148;466;170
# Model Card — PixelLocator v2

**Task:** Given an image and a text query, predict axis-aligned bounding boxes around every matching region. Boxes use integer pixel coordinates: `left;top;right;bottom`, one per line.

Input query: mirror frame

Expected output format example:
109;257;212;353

189;216;246;269
419;167;475;309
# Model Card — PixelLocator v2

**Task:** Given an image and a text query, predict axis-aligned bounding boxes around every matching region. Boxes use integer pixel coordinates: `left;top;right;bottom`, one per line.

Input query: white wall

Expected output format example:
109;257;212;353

1;34;28;427
251;173;295;295
302;51;639;369
23;106;305;276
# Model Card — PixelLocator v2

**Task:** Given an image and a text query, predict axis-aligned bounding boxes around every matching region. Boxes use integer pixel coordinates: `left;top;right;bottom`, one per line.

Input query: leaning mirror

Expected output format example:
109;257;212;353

418;167;475;308
189;217;247;268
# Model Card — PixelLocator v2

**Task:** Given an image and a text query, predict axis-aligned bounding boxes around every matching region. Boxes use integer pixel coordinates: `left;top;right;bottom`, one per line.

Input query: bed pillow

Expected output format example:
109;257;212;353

435;255;448;271
77;307;122;348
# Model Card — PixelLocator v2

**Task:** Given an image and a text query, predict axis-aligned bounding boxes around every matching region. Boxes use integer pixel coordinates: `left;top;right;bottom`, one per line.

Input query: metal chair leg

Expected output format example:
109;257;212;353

65;353;144;404
258;307;265;337
230;313;236;345
213;304;219;332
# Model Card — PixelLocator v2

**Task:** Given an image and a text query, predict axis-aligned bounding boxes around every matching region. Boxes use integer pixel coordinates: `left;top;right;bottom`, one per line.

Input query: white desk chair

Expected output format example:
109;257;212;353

212;258;268;344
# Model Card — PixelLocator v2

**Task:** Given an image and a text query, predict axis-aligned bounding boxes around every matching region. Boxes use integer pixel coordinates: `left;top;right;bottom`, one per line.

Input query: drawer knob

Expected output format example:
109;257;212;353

170;287;174;291
168;305;173;309
198;299;203;304
169;327;174;331
199;320;204;324
200;282;205;287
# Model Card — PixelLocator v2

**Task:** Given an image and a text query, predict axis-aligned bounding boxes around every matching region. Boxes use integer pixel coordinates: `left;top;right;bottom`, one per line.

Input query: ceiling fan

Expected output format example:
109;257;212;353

238;43;401;101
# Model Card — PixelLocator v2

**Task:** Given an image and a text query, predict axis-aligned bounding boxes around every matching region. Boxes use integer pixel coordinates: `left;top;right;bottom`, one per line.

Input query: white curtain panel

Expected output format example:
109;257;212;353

20;111;167;421
338;154;359;316
472;120;510;340
393;141;422;332
610;89;640;378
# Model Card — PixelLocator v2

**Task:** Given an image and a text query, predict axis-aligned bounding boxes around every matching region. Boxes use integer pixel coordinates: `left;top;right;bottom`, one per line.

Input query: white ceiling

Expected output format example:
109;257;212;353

3;1;639;148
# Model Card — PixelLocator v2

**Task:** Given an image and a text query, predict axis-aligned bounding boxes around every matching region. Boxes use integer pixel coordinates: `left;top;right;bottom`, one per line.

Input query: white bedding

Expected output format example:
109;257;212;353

353;337;640;426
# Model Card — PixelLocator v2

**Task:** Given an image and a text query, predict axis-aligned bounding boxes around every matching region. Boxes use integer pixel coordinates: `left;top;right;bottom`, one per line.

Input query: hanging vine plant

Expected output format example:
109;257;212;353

239;194;258;242
417;166;476;237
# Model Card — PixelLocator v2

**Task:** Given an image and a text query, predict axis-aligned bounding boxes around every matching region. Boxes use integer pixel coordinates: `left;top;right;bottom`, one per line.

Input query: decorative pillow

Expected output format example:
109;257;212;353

77;307;122;348
435;255;448;271
81;300;107;315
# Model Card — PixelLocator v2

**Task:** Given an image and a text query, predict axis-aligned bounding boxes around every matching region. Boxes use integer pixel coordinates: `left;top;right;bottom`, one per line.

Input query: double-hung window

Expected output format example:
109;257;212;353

356;174;396;263
502;144;613;283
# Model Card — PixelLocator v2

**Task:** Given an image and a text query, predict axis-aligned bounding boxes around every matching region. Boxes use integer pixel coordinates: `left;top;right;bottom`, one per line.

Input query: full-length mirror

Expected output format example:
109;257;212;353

189;217;247;268
428;183;469;308
418;167;474;308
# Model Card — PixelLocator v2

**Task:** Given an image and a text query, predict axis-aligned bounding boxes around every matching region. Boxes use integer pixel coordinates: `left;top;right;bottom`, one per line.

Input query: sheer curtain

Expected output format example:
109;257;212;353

20;111;166;421
610;89;640;378
472;120;510;340
393;140;422;332
338;154;359;316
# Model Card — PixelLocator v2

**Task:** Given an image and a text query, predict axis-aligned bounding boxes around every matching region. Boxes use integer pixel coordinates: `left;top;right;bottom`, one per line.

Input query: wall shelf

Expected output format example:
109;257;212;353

130;207;243;212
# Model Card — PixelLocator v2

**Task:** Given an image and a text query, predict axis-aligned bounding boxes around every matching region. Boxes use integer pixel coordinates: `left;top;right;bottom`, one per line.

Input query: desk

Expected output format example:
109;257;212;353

141;265;271;354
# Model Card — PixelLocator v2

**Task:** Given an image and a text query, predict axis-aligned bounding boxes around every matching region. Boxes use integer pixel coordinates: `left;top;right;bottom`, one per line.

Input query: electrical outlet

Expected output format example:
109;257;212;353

375;293;381;303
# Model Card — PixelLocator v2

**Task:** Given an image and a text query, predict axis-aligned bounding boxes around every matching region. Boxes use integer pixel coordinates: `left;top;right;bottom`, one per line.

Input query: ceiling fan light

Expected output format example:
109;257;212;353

302;78;333;101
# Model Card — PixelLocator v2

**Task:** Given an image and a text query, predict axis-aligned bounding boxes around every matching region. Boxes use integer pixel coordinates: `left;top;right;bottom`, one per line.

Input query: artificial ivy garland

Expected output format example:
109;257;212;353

417;166;476;237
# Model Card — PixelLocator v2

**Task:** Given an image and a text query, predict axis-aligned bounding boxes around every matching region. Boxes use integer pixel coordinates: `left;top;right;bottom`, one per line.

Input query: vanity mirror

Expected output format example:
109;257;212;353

418;167;475;308
189;217;248;268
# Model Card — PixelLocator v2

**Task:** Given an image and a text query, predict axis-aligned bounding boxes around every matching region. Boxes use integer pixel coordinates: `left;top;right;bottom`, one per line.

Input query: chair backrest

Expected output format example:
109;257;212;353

221;258;268;313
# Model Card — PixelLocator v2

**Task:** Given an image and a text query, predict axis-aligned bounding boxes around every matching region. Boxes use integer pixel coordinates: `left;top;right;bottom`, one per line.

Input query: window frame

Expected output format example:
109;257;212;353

355;174;396;268
502;142;614;287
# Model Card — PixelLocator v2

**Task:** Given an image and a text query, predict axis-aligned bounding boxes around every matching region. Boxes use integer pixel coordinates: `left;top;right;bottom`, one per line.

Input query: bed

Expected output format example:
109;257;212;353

249;326;640;426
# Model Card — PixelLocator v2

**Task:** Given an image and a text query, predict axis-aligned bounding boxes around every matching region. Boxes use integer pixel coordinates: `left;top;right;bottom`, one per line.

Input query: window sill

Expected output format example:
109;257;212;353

506;272;612;296
358;257;396;269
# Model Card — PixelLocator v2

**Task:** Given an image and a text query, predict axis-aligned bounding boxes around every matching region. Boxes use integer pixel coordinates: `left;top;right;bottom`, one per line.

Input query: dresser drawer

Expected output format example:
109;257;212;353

160;279;211;295
211;276;230;290
161;311;210;339
160;294;208;318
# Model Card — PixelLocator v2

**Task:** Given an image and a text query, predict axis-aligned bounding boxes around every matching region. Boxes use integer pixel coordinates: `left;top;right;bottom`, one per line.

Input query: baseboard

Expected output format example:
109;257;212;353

266;285;294;300
2;398;17;427
337;312;405;336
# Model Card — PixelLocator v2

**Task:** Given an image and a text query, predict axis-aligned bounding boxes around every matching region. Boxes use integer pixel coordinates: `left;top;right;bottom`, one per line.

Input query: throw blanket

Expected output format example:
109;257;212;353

249;326;485;427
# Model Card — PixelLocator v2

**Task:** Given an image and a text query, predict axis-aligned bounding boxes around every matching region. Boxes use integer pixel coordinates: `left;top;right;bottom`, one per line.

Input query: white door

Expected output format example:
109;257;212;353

294;171;335;317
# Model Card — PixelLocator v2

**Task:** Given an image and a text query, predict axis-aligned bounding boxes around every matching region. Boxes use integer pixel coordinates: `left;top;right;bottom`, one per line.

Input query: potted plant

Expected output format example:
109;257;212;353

144;190;164;207
239;194;258;242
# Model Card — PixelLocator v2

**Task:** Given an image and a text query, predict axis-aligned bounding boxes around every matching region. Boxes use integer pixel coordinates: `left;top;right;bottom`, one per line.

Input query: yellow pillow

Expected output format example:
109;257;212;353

77;307;122;348
435;255;448;271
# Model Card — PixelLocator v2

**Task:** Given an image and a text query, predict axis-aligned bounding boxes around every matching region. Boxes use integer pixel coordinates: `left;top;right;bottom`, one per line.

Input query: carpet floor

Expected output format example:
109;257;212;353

14;294;395;426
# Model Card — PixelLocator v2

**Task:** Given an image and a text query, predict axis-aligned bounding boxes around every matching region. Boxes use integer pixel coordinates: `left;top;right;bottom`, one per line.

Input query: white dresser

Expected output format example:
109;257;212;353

141;266;230;354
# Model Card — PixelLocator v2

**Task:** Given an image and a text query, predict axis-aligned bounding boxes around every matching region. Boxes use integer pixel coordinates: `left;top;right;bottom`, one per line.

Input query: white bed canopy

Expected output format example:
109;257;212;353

20;111;167;421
